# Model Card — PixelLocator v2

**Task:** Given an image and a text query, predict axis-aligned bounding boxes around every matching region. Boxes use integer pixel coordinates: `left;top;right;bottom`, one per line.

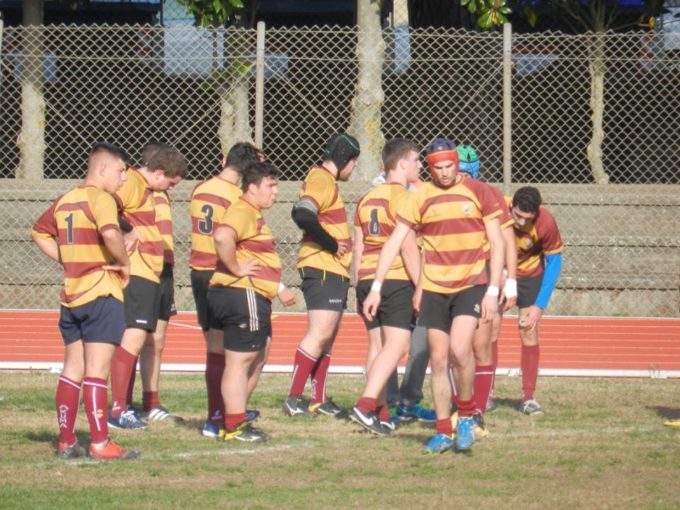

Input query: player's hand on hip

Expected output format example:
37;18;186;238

335;241;349;258
237;258;261;277
278;287;296;307
103;263;130;289
362;292;381;322
123;228;143;253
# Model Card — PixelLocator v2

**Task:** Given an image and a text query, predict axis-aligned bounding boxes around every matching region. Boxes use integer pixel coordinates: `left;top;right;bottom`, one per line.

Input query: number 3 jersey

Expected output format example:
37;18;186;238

354;182;410;282
31;185;124;307
189;176;242;272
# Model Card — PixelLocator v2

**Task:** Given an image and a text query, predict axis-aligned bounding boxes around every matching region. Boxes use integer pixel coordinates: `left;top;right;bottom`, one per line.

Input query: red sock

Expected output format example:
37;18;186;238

288;348;317;398
521;345;540;401
473;365;495;414
456;397;476;418
311;353;331;404
435;418;453;436
83;377;109;445
110;347;137;417
356;397;376;414
490;341;499;395
376;405;390;422
143;391;160;412
224;412;247;432
126;357;137;407
205;352;225;423
55;375;81;445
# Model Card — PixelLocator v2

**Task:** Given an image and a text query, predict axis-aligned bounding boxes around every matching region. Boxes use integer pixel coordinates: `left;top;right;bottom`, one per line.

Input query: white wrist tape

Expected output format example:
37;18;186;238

504;279;517;298
486;285;500;297
370;281;383;293
277;282;286;293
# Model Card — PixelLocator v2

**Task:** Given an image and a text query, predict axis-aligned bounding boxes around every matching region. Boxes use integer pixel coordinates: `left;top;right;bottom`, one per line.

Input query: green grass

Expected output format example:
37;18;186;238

1;372;680;509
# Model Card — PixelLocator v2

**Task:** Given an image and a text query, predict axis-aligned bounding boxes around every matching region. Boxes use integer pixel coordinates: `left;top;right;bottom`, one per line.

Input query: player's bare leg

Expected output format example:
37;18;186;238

519;306;543;415
140;319;167;418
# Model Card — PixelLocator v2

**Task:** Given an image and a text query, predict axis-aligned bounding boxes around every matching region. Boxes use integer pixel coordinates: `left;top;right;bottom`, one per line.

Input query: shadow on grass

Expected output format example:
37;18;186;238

24;429;90;449
491;397;522;412
648;406;680;420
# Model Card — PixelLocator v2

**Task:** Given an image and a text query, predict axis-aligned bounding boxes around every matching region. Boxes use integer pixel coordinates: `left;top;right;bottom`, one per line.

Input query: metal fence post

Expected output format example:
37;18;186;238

254;21;265;149
502;22;512;193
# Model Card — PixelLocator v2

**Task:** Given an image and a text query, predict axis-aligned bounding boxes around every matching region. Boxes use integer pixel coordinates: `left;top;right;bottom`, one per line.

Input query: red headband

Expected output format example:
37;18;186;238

426;150;458;165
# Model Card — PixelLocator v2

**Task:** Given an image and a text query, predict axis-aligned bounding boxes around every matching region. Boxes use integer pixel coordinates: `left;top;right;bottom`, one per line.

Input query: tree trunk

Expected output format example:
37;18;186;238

218;28;253;155
18;1;45;180
349;0;385;181
586;32;609;184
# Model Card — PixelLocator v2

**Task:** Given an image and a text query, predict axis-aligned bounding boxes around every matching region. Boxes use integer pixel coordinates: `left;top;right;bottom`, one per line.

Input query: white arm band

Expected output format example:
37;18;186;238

370;281;382;293
504;279;517;298
486;285;500;297
277;282;286;293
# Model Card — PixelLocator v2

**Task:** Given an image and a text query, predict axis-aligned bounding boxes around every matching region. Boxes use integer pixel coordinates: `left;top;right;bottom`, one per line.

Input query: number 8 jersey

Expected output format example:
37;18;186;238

189;176;242;271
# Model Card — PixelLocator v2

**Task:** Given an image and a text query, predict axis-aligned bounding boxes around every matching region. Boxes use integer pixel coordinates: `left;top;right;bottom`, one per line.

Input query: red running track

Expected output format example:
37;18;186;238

1;310;679;377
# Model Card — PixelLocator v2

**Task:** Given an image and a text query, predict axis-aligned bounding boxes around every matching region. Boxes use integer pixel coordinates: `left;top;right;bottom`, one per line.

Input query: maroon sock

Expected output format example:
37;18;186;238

143;391;160;412
288;348;317;398
205;352;225;423
224;412;247;432
83;377;109;445
435;418;453;436
356;397;376;414
310;353;331;404
521;345;540;401
456;398;476;418
473;365;495;414
55;375;81;445
126;357;137;407
376;405;390;422
110;346;137;417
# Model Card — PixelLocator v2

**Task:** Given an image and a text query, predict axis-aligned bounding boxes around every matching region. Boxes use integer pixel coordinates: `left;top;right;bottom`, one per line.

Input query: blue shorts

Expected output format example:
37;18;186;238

59;296;126;345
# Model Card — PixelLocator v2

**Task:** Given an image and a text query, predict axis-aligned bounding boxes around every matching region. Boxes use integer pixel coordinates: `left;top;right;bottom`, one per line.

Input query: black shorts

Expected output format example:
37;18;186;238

191;269;214;331
123;276;161;332
517;275;542;309
207;286;272;353
59;296;125;345
419;285;486;333
356;279;415;331
158;264;177;322
299;267;350;312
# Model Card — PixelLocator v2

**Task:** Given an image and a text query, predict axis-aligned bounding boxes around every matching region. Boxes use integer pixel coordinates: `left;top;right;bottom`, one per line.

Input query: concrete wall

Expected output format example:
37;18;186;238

2;180;679;317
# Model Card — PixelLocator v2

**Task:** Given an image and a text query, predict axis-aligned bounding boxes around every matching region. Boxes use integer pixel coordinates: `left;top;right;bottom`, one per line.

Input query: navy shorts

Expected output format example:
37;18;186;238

356;279;415;331
299;267;349;311
191;269;214;331
517;275;542;309
59;296;126;345
123;276;161;332
207;286;272;353
419;285;486;333
158;264;177;322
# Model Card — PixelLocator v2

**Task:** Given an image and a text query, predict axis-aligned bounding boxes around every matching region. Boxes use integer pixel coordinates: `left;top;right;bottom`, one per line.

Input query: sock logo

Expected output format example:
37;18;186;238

58;404;69;429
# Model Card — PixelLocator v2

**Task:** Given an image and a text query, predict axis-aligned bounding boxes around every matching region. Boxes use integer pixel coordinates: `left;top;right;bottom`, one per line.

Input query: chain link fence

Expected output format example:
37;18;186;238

0;23;678;316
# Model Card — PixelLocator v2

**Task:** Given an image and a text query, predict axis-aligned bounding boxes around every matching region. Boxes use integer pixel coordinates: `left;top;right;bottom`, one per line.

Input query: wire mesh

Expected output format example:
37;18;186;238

0;24;678;316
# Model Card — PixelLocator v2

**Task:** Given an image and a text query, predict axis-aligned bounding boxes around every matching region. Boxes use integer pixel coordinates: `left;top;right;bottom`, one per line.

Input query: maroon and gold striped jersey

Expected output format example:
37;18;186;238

397;179;502;294
154;191;174;267
114;169;163;283
32;185;124;307
209;197;282;300
506;197;564;278
296;166;351;277
189;176;242;271
354;182;409;281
